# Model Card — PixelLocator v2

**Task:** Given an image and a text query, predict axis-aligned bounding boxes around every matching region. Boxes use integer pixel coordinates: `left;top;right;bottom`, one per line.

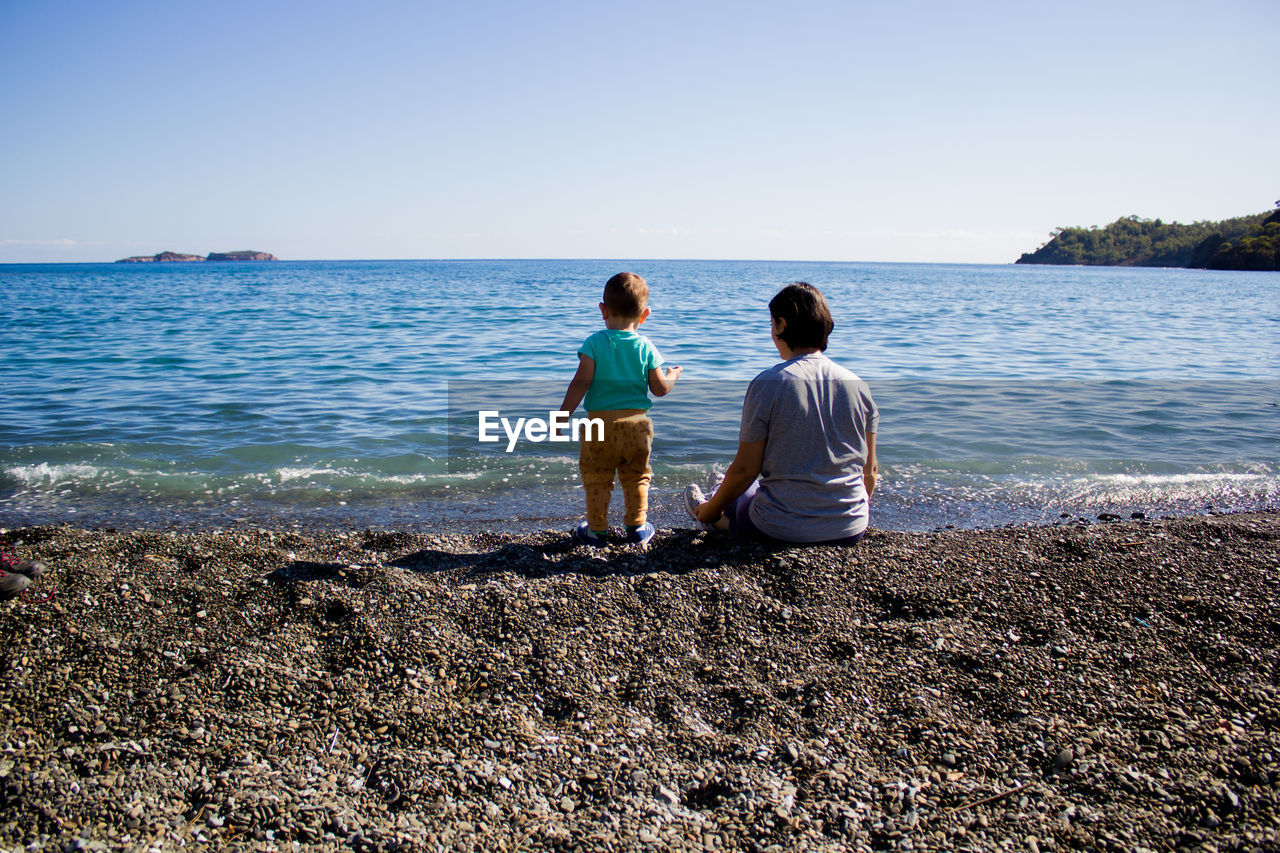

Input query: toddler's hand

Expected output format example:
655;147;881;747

666;365;683;380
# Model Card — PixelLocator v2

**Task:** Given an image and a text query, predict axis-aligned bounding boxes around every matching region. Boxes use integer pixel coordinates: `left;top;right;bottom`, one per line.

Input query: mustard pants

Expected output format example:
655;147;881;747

579;409;653;530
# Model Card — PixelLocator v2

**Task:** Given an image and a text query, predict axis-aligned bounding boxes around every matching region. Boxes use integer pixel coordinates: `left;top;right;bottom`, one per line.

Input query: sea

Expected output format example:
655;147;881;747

2;259;1277;534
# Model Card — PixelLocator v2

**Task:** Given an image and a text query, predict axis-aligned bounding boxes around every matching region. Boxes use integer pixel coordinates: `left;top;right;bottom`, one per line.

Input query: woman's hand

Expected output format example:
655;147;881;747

695;501;723;524
697;440;765;524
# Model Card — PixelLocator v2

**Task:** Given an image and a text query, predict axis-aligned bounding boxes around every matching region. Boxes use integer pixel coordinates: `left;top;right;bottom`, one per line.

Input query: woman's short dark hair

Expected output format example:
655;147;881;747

769;282;834;351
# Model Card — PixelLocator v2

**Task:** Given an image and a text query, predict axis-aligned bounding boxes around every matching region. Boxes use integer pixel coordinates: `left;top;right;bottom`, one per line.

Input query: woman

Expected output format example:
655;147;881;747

685;282;878;544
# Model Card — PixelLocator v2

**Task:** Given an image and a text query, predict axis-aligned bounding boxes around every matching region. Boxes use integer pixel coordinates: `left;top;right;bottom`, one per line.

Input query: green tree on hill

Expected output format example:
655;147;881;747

1198;206;1280;271
1016;209;1276;270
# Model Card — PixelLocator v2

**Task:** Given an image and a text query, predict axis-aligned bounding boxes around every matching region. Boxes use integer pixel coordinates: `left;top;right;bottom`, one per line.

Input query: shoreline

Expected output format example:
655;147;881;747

2;511;1277;850
4;481;1272;539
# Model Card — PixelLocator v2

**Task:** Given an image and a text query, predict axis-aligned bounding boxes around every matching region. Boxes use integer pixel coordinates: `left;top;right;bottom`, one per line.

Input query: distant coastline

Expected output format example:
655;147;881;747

1016;207;1280;271
116;250;278;263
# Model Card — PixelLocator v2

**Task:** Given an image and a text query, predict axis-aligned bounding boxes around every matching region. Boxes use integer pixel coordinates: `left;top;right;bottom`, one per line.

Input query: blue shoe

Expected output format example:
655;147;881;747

574;522;606;547
624;522;655;547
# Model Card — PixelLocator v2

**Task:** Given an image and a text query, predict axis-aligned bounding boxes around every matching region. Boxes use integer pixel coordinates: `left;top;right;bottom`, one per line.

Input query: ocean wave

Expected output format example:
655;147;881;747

1089;471;1269;486
1064;469;1278;506
5;462;113;485
273;466;354;483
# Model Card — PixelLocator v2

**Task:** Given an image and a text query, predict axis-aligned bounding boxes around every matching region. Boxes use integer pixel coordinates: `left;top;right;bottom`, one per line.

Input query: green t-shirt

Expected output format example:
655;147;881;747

579;329;664;412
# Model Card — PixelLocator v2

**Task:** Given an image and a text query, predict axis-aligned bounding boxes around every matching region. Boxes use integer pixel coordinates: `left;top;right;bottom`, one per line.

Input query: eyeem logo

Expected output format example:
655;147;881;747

478;410;604;453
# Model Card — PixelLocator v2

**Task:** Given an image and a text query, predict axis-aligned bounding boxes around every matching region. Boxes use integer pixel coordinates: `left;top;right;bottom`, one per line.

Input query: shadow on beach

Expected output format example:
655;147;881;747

382;529;785;581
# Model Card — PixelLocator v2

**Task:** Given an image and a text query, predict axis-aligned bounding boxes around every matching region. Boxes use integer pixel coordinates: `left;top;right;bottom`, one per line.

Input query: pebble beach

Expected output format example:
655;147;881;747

2;512;1278;852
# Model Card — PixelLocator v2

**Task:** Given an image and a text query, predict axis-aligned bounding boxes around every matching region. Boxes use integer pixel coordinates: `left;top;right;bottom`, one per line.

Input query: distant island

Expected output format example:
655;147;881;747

1016;207;1280;271
116;250;278;263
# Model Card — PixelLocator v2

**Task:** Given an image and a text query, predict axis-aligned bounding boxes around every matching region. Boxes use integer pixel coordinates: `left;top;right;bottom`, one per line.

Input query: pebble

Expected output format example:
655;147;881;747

2;513;1277;851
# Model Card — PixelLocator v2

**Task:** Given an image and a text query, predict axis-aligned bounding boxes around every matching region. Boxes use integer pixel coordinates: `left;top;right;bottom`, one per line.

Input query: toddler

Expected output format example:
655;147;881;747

559;273;681;546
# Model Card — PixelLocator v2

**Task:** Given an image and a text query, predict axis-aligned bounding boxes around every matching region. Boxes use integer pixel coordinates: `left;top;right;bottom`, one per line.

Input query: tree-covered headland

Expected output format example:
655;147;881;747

1016;205;1280;270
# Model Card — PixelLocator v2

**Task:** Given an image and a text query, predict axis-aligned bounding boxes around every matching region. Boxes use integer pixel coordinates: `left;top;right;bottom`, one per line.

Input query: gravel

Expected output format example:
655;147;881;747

1;511;1278;851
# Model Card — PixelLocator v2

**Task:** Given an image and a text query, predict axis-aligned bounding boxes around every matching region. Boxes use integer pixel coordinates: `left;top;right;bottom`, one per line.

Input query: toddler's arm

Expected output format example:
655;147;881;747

559;354;595;414
647;365;682;397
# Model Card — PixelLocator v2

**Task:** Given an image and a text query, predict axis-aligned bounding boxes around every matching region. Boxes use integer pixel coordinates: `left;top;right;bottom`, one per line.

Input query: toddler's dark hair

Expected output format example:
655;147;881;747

769;282;834;351
603;272;649;319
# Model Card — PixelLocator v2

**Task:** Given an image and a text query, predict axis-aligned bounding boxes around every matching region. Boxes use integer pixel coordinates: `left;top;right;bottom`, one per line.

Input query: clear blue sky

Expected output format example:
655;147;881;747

2;0;1276;264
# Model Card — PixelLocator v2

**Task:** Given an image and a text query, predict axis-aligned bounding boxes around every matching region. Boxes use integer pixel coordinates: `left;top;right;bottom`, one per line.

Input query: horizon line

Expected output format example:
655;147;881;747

2;256;1021;267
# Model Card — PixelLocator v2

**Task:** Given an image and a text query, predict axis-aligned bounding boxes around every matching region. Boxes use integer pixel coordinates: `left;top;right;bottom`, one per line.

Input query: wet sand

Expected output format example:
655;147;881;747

1;512;1277;851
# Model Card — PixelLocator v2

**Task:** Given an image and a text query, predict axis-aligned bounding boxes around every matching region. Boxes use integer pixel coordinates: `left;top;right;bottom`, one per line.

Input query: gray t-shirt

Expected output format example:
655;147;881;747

740;352;879;542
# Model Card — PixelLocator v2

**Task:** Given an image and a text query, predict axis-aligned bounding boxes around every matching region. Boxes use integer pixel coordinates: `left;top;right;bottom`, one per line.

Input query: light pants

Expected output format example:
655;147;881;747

579;409;653;530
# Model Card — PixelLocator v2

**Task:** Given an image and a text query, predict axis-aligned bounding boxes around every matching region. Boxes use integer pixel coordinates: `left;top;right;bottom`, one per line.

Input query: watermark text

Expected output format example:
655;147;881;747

477;410;604;453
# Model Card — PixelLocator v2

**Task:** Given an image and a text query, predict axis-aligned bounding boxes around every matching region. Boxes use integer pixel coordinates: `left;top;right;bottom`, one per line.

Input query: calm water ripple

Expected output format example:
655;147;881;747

1;259;1277;531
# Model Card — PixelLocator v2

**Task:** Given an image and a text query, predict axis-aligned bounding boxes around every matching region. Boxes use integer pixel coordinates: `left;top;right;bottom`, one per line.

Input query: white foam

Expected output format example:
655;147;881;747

1062;469;1279;506
381;473;431;485
274;466;354;482
1090;472;1266;486
4;462;105;485
271;467;472;486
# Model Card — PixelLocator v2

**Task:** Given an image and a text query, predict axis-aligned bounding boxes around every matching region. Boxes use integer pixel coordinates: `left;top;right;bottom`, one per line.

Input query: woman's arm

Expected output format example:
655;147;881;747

559;354;595;414
863;432;878;497
696;439;765;523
